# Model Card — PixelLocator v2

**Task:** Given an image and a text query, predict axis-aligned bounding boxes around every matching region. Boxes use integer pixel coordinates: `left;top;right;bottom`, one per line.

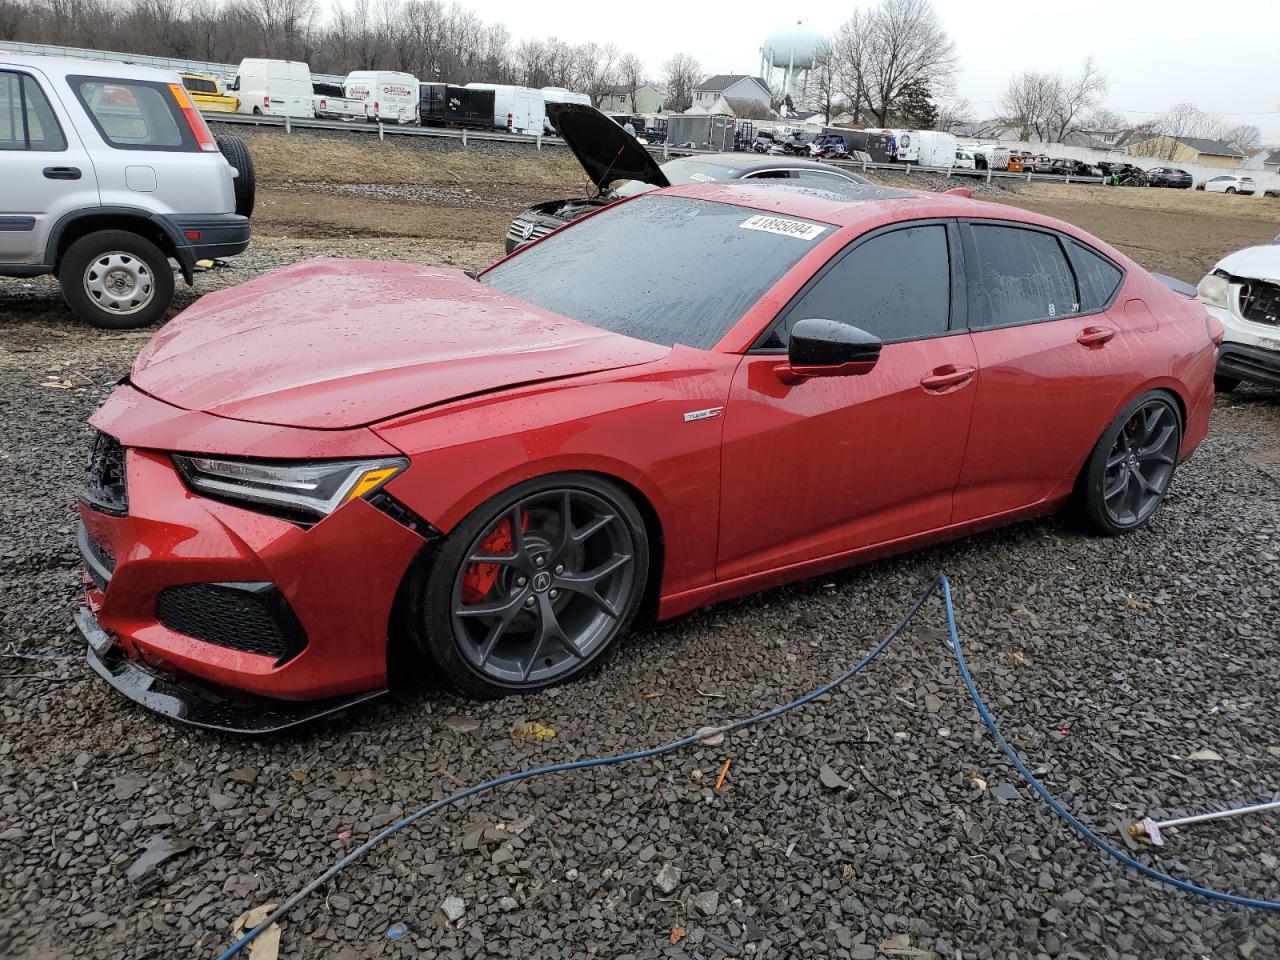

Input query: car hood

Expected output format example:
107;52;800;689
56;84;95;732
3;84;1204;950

130;259;670;430
546;102;669;193
1214;244;1280;284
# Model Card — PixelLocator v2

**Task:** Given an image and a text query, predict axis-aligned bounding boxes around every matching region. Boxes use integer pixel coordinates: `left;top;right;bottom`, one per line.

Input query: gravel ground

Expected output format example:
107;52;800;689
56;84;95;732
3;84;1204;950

3;238;1280;960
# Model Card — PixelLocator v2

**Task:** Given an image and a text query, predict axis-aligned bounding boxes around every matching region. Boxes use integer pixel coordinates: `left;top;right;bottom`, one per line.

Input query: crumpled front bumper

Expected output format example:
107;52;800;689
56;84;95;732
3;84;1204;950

78;606;385;733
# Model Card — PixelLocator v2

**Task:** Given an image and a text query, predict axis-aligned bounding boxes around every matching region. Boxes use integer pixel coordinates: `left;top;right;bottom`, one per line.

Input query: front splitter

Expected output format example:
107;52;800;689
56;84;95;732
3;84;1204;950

78;607;386;734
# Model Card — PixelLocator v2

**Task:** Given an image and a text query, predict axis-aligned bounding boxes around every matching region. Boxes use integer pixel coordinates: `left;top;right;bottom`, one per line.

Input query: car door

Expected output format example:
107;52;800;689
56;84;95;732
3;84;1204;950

0;67;98;266
951;221;1133;522
717;221;979;582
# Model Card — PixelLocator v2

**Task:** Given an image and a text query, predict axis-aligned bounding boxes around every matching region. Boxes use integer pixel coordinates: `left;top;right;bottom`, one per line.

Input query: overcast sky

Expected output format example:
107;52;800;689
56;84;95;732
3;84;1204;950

475;0;1280;141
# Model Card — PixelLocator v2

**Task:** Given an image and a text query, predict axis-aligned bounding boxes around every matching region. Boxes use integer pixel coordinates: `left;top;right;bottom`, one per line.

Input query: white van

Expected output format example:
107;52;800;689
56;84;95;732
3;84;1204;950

868;128;920;163
540;87;592;134
464;83;544;135
233;59;314;118
344;71;419;124
913;131;958;168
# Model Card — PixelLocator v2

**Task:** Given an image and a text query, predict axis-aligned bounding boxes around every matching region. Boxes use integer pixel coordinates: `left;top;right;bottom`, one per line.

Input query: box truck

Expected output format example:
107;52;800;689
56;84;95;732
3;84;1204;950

914;131;959;168
232;59;314;118
344;71;419;124
464;83;544;134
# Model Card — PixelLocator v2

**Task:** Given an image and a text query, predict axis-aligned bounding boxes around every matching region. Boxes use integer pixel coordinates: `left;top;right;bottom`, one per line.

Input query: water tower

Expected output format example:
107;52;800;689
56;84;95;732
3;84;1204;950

760;21;824;112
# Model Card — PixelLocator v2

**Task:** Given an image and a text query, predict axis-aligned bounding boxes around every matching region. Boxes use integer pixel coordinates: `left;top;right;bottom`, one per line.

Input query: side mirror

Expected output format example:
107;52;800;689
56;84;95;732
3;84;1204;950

782;318;881;381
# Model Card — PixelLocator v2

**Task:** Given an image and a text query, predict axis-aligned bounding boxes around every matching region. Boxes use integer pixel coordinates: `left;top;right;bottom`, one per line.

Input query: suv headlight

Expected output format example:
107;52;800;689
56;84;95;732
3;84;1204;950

1196;273;1230;310
173;455;407;522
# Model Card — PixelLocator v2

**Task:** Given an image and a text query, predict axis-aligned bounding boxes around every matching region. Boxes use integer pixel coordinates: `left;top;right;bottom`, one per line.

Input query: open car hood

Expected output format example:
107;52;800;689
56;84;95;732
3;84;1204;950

546;102;670;194
129;259;669;430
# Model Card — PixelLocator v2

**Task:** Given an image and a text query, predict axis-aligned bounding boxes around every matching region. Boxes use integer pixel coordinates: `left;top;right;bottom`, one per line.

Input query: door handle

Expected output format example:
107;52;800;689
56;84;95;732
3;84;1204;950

43;166;82;180
1076;325;1116;347
920;364;976;392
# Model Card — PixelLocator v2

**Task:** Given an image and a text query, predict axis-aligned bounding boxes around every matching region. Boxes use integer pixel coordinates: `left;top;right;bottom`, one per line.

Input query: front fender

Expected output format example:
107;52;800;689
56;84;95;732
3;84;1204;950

373;349;741;601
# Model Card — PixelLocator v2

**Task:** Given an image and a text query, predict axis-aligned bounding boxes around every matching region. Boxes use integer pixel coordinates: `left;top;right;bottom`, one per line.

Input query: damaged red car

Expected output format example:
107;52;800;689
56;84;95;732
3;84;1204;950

78;181;1221;731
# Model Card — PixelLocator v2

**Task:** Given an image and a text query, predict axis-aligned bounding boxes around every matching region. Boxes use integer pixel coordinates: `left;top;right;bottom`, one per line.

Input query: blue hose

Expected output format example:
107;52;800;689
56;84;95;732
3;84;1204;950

216;574;1277;959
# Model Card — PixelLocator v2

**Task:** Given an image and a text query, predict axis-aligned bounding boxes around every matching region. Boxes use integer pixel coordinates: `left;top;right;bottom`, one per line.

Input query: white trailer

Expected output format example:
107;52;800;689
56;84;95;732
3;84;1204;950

344;71;419;124
232;59;314;118
464;83;544;135
540;87;592;134
914;131;959;168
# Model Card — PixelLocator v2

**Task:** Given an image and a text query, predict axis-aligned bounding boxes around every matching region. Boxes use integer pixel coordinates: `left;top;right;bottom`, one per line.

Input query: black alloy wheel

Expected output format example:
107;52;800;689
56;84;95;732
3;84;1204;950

418;475;648;698
1082;394;1181;534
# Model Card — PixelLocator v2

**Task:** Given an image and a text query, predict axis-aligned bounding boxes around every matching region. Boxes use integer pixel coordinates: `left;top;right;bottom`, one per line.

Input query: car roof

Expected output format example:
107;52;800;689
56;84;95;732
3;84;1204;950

657;180;1122;250
0;52;179;83
682;152;854;174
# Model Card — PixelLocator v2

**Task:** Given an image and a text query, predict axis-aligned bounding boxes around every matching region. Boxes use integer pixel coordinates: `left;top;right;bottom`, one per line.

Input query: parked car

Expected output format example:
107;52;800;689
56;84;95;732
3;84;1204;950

1006;154;1026;173
1049;159;1104;179
1147;167;1193;188
1197;240;1280;391
76;179;1220;728
0;54;253;328
179;72;238;113
1204;174;1256;195
1098;161;1146;186
232;58;314;118
1028;155;1056;174
311;81;368;121
505;103;869;253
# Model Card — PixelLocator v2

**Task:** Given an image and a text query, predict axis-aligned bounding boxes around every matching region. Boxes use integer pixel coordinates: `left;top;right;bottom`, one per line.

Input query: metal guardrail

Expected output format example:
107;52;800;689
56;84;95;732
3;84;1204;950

206;113;1111;186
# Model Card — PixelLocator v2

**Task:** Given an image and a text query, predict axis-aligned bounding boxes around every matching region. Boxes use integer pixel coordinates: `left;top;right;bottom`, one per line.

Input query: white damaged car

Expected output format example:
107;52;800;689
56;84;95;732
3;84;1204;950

1197;238;1280;392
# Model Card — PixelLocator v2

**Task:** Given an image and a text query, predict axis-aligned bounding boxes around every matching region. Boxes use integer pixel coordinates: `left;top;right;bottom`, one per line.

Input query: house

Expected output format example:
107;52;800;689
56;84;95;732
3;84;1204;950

598;83;665;115
1124;135;1246;169
1263;150;1280;174
692;74;771;111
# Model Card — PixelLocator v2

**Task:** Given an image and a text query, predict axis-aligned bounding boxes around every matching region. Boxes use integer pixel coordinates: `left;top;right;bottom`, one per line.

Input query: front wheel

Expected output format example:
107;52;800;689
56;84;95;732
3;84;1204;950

415;474;649;698
57;230;174;329
1081;394;1182;535
1226;186;1237;194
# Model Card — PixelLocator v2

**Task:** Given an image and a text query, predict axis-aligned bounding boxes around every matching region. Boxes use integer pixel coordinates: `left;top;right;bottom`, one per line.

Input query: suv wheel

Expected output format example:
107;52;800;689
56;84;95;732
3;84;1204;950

58;230;174;329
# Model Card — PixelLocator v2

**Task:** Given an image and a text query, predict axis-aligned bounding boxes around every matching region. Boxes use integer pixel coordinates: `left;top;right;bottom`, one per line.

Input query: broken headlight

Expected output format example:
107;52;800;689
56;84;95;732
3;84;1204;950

1196;272;1230;311
173;455;407;522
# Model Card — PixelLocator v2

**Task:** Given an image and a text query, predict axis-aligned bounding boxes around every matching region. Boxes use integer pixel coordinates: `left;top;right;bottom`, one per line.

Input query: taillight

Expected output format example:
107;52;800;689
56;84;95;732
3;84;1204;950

375;100;380;115
507;112;513;131
167;83;218;153
263;95;270;109
1206;313;1225;347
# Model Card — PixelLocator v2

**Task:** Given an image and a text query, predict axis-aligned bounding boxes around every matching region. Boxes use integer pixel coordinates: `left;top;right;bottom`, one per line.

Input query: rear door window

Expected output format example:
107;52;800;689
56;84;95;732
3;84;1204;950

769;224;952;346
1066;241;1124;312
0;71;67;151
966;224;1078;328
71;77;189;150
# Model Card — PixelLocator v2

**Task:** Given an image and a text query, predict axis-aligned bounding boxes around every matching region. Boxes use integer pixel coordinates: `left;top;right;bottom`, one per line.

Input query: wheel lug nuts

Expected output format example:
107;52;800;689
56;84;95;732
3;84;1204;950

516;577;527;587
535;556;545;567
524;596;536;607
549;589;559;599
554;564;564;574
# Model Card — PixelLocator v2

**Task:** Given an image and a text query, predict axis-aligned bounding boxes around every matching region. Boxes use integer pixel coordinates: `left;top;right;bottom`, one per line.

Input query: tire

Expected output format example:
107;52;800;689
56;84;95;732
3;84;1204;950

1214;374;1240;393
1226;186;1237;194
216;135;256;217
57;230;174;330
1080;393;1182;535
414;473;650;699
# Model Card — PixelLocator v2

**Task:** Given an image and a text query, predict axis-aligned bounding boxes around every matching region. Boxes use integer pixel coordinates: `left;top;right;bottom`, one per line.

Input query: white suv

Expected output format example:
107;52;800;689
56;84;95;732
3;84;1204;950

1197;239;1280;392
0;54;253;328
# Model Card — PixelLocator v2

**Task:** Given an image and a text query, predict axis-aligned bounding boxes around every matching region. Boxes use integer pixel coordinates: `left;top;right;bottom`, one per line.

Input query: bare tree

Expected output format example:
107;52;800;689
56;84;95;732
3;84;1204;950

662;52;702;113
1225;123;1261;151
999;57;1107;143
810;39;838;125
933;96;972;133
616;51;644;111
831;0;957;127
1140;101;1226;160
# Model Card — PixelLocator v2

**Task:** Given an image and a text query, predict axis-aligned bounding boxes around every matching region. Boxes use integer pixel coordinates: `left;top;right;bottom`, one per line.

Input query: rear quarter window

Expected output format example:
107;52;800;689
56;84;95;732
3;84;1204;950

1066;241;1124;312
71;77;190;151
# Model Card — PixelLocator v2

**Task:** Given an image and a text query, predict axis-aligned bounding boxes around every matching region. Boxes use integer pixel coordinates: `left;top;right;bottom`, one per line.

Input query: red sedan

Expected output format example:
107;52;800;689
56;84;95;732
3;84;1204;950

78;181;1221;730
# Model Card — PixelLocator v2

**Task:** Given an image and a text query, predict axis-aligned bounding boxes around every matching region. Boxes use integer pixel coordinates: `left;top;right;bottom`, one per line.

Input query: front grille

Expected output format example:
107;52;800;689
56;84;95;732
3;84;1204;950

77;521;116;592
505;216;554;246
155;582;306;664
82;432;127;515
1239;279;1280;328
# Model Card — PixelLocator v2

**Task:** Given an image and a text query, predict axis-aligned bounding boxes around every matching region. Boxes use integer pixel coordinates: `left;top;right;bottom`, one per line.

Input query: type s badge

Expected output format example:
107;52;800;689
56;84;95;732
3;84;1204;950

683;407;724;423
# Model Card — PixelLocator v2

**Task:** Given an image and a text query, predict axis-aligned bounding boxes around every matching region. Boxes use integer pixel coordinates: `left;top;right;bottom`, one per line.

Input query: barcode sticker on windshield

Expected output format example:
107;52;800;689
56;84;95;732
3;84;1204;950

739;215;826;241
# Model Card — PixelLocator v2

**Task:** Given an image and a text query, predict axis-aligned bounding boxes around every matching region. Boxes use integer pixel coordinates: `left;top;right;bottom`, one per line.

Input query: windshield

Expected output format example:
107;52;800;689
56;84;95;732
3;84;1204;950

612;158;742;198
481;196;830;349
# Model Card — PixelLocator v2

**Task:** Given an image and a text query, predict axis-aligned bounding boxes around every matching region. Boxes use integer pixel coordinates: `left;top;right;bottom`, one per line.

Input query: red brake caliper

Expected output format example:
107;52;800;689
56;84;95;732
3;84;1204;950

461;510;527;604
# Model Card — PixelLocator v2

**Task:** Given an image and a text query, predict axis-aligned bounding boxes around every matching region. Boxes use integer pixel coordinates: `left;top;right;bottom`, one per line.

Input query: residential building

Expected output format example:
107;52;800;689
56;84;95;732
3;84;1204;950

691;74;771;111
1263;150;1280;174
598;83;665;115
1124;135;1246;169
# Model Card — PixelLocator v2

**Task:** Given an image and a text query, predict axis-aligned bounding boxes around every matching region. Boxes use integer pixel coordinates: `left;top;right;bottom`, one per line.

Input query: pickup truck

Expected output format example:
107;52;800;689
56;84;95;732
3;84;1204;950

180;72;239;113
312;82;367;121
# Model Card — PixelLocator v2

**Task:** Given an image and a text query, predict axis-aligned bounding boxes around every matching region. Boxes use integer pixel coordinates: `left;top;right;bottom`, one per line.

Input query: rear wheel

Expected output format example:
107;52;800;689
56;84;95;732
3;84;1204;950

416;474;649;698
58;230;174;329
1081;393;1181;535
1226;186;1237;194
